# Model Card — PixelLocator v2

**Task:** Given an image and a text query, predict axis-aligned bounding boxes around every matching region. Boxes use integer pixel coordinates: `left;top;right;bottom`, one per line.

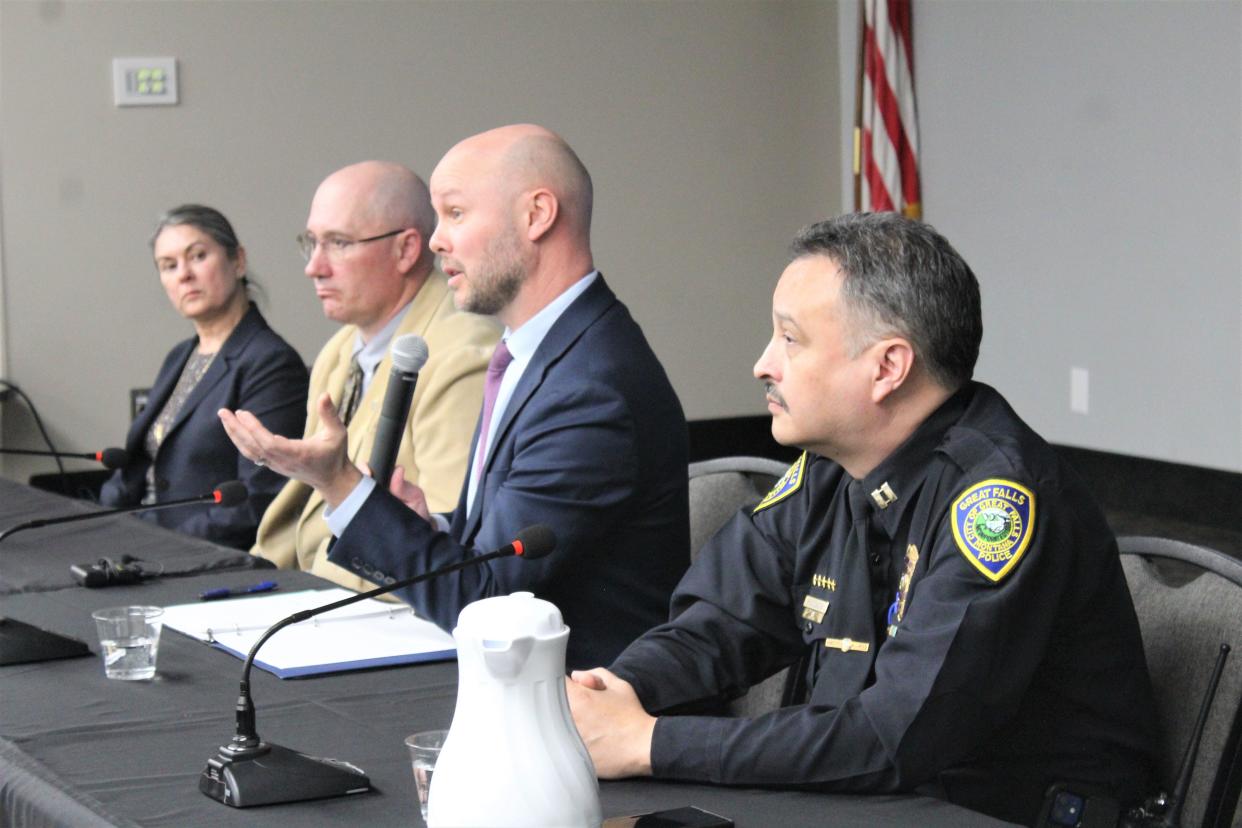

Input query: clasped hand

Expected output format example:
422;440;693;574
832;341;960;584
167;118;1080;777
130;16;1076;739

566;668;656;779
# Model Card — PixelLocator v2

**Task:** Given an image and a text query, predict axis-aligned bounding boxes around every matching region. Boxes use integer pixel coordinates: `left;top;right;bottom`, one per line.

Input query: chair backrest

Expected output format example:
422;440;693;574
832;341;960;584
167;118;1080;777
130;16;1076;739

687;456;791;717
687;456;789;561
1118;535;1242;828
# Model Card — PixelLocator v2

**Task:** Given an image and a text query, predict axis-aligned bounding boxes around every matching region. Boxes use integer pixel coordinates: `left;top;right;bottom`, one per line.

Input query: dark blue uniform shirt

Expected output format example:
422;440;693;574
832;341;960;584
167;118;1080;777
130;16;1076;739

611;382;1157;824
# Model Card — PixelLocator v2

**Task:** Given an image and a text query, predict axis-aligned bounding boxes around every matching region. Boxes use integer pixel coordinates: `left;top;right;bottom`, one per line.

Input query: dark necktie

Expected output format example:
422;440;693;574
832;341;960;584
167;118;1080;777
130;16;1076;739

802;481;875;702
474;342;514;479
337;354;364;427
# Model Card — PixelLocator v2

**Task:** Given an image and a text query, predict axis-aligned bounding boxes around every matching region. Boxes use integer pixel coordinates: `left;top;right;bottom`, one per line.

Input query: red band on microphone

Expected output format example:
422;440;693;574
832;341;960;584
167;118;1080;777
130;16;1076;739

512;540;526;557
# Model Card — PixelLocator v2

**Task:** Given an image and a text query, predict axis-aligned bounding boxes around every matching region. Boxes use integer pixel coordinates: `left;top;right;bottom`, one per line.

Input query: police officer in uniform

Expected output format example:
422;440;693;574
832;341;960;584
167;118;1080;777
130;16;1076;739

567;213;1157;825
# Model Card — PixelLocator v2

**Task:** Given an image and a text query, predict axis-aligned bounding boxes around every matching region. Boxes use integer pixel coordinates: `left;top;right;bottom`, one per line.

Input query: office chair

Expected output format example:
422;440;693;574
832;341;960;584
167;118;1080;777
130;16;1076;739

1119;535;1242;828
688;456;789;560
688;455;791;717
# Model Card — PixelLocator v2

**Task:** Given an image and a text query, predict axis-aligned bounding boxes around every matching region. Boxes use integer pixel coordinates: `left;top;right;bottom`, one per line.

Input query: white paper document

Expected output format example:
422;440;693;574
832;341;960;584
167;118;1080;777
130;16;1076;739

161;588;456;678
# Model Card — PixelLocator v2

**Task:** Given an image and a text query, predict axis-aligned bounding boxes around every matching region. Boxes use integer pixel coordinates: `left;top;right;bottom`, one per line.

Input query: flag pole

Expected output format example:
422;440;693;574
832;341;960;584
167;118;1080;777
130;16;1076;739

852;0;867;213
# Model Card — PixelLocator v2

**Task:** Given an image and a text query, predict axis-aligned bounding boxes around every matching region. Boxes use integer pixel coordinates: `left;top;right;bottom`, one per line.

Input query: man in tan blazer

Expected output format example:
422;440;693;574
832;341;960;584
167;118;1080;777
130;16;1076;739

250;161;499;590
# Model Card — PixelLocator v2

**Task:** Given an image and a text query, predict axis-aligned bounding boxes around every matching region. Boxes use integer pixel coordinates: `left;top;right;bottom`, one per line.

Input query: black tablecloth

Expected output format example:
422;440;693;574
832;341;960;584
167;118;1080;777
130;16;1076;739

0;478;260;595
0;482;1017;827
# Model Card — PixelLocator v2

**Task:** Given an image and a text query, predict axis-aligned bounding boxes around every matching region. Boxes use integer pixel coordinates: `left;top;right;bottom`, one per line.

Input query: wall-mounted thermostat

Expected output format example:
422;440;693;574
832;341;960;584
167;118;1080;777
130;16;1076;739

112;57;178;107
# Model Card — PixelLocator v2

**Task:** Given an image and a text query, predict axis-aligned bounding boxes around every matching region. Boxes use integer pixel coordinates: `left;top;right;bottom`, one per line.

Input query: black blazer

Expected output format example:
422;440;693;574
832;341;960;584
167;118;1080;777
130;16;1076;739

100;304;308;548
329;276;690;668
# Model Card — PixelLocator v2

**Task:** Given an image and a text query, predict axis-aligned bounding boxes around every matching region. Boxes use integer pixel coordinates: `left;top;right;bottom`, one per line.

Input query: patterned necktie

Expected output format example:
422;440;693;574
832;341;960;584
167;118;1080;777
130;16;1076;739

474;341;514;479
337;354;364;427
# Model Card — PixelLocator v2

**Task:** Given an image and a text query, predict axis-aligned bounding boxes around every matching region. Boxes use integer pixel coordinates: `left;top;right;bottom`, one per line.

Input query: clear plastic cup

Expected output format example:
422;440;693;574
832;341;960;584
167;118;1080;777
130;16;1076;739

91;605;163;680
405;729;448;822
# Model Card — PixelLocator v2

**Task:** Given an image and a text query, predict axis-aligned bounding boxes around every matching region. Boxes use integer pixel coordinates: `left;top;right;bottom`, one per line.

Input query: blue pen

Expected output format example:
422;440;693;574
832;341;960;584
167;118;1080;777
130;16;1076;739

199;580;278;601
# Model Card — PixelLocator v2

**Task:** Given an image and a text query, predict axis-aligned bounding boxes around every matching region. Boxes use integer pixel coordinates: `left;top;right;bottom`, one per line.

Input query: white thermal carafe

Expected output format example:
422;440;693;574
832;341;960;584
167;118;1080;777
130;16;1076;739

428;592;602;828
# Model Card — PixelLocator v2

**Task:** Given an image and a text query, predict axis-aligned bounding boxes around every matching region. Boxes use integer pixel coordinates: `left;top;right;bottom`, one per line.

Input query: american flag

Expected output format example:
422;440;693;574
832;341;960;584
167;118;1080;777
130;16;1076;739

855;0;921;219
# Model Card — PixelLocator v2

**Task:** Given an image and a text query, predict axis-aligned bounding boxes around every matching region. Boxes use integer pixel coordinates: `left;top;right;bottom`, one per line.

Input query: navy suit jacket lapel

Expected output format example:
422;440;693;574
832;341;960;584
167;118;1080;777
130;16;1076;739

127;339;192;455
459;277;617;543
162;305;263;443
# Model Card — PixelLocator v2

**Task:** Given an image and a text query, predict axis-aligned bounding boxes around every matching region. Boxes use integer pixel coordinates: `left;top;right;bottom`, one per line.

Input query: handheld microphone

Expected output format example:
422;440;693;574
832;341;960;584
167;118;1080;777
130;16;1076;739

200;524;556;808
0;480;248;543
0;446;130;469
367;334;429;487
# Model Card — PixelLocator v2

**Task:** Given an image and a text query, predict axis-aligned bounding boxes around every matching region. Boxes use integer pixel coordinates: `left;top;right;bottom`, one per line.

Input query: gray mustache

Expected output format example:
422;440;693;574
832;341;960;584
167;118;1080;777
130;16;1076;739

763;382;788;410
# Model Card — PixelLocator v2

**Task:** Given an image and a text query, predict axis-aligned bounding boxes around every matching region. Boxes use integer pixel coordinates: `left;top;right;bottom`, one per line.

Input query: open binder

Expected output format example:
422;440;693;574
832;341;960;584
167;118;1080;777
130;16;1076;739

161;588;456;678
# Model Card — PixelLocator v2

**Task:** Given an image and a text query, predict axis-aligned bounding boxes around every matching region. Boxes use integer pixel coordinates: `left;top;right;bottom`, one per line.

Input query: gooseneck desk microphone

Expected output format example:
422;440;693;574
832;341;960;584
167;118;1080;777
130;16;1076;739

200;524;557;808
0;481;248;666
0;480;247;544
0;446;130;469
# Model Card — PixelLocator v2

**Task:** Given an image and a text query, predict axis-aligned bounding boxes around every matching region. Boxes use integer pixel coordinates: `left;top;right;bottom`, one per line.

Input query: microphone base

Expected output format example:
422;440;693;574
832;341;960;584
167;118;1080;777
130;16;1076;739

200;741;371;807
0;616;92;665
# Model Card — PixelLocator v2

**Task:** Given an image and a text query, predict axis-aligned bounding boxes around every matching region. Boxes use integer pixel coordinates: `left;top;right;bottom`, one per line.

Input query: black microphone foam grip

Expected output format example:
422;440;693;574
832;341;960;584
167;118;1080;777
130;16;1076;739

513;525;556;560
214;481;248;507
97;448;130;469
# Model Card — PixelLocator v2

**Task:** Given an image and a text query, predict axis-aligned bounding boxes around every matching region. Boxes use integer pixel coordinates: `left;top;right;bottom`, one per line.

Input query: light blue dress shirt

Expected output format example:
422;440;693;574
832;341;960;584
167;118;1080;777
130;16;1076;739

352;298;414;396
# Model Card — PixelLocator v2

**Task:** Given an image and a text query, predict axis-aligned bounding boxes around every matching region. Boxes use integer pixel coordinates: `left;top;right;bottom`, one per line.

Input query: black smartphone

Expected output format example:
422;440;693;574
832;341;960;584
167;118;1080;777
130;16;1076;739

602;805;733;827
1036;782;1120;828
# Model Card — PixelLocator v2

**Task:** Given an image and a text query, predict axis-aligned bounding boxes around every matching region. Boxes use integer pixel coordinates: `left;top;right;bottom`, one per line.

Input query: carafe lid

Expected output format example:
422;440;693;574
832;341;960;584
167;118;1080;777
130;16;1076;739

454;592;565;643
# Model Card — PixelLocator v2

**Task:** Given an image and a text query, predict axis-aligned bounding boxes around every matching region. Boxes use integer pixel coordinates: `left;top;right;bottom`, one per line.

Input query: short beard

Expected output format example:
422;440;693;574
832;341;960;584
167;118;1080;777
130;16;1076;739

461;230;527;316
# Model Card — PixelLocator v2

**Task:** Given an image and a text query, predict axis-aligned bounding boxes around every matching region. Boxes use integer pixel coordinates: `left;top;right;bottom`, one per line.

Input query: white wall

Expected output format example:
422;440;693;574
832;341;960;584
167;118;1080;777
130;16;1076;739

3;0;1239;481
0;0;840;483
840;0;1242;472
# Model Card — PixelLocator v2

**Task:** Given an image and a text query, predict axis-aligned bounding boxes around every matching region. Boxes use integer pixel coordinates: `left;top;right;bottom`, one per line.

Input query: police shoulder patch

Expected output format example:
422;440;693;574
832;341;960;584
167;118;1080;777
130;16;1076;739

950;478;1036;583
753;452;807;514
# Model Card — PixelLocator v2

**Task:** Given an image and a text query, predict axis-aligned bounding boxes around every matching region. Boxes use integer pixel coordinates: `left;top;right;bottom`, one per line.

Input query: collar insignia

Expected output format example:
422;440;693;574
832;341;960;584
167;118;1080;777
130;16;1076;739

870;481;898;509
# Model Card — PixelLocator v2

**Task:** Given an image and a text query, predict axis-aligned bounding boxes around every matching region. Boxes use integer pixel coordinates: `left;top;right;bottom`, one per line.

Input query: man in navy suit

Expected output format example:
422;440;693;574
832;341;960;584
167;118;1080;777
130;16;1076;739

220;124;689;668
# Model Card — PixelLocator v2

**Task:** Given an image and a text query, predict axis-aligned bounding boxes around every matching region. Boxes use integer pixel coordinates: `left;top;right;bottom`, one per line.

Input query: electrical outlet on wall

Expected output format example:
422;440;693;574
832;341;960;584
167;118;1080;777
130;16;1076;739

1070;367;1089;415
130;388;151;422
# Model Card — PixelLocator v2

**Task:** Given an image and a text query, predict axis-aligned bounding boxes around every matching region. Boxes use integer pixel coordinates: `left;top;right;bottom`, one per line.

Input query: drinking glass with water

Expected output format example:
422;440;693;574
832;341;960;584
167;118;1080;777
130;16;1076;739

91;606;163;680
405;729;448;822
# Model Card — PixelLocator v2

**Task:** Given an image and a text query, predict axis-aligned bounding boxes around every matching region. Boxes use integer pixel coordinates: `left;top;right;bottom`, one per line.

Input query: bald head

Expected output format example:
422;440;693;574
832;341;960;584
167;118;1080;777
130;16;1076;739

313;161;436;260
440;124;593;241
304;161;438;337
428;124;597;329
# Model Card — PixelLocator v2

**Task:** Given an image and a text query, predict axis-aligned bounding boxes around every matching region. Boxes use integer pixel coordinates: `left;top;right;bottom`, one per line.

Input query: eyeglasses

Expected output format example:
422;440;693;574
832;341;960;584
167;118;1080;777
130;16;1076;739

296;228;408;262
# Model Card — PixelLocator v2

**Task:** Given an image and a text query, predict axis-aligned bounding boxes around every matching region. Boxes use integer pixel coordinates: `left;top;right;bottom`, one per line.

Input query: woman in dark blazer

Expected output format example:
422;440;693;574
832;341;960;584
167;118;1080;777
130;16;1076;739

100;205;308;549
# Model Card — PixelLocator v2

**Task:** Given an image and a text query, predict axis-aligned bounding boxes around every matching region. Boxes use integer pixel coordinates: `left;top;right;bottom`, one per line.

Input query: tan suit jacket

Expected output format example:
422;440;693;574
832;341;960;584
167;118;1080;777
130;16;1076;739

251;271;499;591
